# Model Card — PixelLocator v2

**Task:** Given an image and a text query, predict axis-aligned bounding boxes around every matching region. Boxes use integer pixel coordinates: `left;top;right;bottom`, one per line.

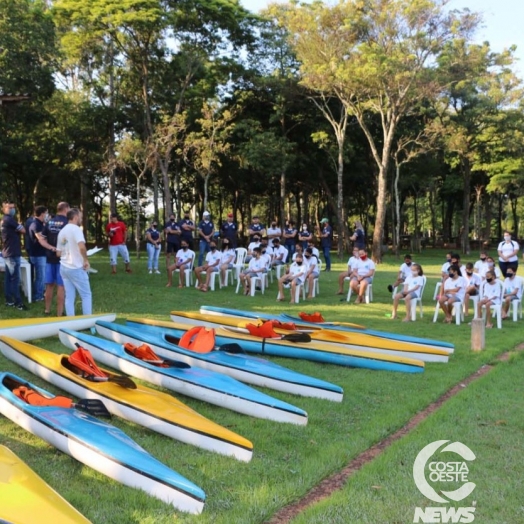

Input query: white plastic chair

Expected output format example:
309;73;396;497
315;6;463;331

305;259;322;298
346;281;373;303
175;250;195;287
270;248;289;282
231;248;247;283
510;276;524;321
433;294;463;325
433;281;442;300
408;276;427;321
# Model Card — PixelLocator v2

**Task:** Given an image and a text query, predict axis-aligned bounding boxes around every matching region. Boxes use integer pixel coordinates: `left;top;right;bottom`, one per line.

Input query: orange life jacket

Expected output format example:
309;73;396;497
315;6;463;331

68;346;108;378
124;342;169;367
269;320;297;331
298;312;325;323
245;321;280;339
13;386;73;408
178;326;216;353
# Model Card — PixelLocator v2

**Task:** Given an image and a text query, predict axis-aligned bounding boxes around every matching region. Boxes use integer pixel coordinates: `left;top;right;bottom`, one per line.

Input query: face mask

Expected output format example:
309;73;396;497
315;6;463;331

486;277;493;283
210;246;216;251
305;255;311;259
406;261;412;266
302;226;307;230
262;249;266;254
411;271;418;276
446;257;451;262
504;236;511;241
507;273;514;278
184;215;189;219
360;255;367;261
480;257;486;261
488;262;494;267
466;271;473;276
182;246;188;250
170;218;175;222
271;223;276;227
8;208;15;217
152;224;157;229
448;272;455;277
296;261;303;266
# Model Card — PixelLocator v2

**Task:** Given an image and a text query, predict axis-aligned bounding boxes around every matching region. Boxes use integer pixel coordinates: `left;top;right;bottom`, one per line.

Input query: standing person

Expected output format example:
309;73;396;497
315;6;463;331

349;220;366;249
56;208;92;316
145;221;162;274
298;222;313;251
247;215;265;242
498;231;519;278
1;201;28;310
179;209;195;250
40;202;69;316
220;213;238;248
28;206;48;302
267;220;282;243
283;220;297;261
106;213;132;274
197;211;214;267
319;218;332;271
163;213;181;270
438;264;466;323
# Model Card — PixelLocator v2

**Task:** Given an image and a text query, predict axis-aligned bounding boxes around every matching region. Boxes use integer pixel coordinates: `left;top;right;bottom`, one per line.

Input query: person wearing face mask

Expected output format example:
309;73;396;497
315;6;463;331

245;235;261;263
387;254;414;294
194;242;221;292
179;210;195;250
56;208;91;316
497;230;519;278
463;262;481;317
219;240;236;287
477;270;503;328
337;247;359;295
1;201;28;310
267;220;282;243
197;211;215;267
239;247;266;295
220;213;238;248
349;249;376;304
292;243;304;262
437;264;466;323
440;251;453;281
349;220;366;250
247;215;266;242
450;253;466;277
304;247;320;299
28;205;49;303
501;268;522;319
391;263;424;321
283;220;297;261
486;256;502;280
166;241;194;288
318;218;333;271
164;213;181;270
145;221;162;275
277;254;306;304
298;223;313;251
473;251;489;279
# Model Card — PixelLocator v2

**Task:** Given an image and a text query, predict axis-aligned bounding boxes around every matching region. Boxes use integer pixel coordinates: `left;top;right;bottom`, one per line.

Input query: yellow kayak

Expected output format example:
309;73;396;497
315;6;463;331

0;336;253;462
0;444;91;524
169;311;449;363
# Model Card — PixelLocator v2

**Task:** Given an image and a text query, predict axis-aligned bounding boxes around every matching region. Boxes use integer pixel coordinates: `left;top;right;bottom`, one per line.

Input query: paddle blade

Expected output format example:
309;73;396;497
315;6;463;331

217;343;245;354
86;374;137;389
74;399;112;418
281;333;312;343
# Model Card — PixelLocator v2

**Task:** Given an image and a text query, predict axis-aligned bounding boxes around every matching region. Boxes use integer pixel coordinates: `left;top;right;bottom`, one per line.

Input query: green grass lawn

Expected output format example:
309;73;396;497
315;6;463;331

0;249;522;523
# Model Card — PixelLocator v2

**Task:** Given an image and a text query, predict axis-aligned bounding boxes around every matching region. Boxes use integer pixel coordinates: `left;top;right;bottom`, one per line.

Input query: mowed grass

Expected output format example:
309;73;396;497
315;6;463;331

0;249;522;523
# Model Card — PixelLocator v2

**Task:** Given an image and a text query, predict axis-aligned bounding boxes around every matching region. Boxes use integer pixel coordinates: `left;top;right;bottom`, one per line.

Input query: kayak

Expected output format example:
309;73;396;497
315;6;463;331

0;444;91;524
0;336;253;462
177;309;449;363
200;305;454;352
0;314;117;342
59;329;308;425
96;320;343;402
0;372;205;514
129;318;425;373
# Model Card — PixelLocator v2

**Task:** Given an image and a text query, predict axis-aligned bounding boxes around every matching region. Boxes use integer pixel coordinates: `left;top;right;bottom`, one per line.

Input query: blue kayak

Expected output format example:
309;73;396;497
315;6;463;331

59;329;308;425
200;305;454;352
0;371;205;514
95;320;343;402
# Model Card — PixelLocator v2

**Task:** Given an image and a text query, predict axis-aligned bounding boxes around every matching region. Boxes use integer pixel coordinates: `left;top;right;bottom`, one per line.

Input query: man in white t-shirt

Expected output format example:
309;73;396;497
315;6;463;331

498;231;519;278
463;262;482;316
245;235;261;263
438;264;466;323
266;221;282;243
473;251;489;278
440;252;453;281
194;242;222;291
219;240;236;286
391;263;424;321
270;238;287;267
501;268;522;319
166;241;194;288
57;208;92;316
304;247;320;299
387;254;415;293
337;247;359;295
277;254;306;304
239;247;266;294
349;249;376;304
477;270;503;328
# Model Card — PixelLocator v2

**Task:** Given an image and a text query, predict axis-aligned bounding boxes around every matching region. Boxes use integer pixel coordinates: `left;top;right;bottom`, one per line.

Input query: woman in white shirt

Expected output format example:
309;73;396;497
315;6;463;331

391;264;424;321
497;230;519;277
477;270;503;328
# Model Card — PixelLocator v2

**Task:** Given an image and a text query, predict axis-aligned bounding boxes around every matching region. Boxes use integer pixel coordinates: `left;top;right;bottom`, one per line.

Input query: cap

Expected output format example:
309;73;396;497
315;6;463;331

110;213;118;218
203;211;210;216
227;213;233;218
320;218;329;223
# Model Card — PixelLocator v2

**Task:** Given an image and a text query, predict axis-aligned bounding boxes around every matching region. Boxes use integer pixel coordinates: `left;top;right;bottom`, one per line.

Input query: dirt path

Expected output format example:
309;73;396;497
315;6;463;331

267;346;523;524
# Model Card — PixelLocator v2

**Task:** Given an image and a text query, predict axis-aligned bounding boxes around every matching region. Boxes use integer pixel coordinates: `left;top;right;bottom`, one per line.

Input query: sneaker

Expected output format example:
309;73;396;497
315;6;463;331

5;302;14;307
387;285;393;293
16;303;28;311
35;297;45;302
149;270;152;274
154;270;161;274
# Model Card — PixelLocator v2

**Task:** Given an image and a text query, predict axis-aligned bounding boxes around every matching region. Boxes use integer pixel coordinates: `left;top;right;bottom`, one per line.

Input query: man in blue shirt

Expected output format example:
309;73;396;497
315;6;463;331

247;215;265;242
179;209;195;250
283;220;297;262
1;201;28;310
319;218;333;271
164;213;181;270
28;205;48;302
220;213;238;248
197;211;215;266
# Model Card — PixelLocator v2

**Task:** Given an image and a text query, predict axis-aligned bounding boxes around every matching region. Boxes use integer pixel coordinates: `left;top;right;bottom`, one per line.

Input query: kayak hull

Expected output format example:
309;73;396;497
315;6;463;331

0;444;91;524
0;314;117;341
0;336;253;462
0;372;205;514
98;321;343;402
60;329;308;425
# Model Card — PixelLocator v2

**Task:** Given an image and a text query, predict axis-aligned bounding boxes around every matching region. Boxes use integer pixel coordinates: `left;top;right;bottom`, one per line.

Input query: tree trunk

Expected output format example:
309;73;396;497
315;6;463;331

394;164;401;256
135;178;141;259
108;38;116;214
280;167;286;230
336;135;345;257
372;166;388;262
152;171;159;222
461;159;471;254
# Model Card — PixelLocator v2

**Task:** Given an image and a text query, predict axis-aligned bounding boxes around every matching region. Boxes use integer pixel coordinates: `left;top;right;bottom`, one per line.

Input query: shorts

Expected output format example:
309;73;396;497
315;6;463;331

242;271;257;279
309;271;320;279
45;263;64;286
166;242;179;254
358;277;373;284
273;260;285;266
467;288;478;296
221;263;234;269
404;291;418;300
109;244;130;265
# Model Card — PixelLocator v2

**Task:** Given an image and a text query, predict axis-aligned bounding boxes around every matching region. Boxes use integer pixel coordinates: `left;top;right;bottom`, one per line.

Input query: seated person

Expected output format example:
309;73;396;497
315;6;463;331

270;238;287;267
463;262;481;316
239;247;266;295
474;251;489;277
219;240;236;286
486;256;502;280
245;235;261;263
337;247;359;294
391;263;424;321
450;253;466;277
349;249;376;304
440;252;453;282
502;268;522;319
477;270;503;328
277;254;307;304
438;264;466;323
259;237;272;269
166;241;194;288
307;240;320;259
387;254;414;293
194;242;222;292
304;247;320;299
292;243;304;262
